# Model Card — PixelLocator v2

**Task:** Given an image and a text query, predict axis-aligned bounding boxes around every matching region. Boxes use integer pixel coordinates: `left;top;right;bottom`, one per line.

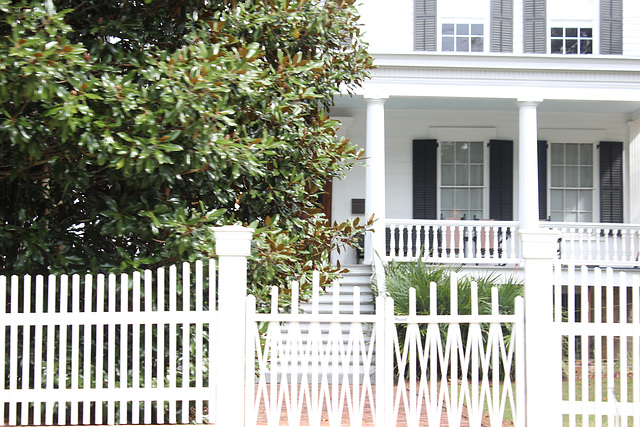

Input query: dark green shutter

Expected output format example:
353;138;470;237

489;140;514;220
601;0;623;55
538;141;548;220
413;139;438;219
491;0;513;52
524;0;546;53
415;0;437;51
599;141;623;223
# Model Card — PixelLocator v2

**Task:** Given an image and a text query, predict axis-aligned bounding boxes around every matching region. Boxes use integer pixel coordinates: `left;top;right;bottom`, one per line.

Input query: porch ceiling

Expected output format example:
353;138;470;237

332;94;640;115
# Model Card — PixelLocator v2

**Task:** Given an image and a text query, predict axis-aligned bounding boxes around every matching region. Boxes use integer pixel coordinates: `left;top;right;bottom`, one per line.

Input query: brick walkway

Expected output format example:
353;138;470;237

252;384;508;426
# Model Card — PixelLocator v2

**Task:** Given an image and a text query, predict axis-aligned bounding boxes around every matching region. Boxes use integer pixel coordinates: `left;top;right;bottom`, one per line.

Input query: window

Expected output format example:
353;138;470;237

550;27;593;54
549;143;593;222
442;23;484;52
440;141;484;219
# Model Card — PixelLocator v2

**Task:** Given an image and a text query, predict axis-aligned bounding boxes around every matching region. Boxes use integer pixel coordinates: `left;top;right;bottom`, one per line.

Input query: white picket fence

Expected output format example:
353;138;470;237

0;261;215;425
247;272;524;426
1;226;639;426
555;264;640;426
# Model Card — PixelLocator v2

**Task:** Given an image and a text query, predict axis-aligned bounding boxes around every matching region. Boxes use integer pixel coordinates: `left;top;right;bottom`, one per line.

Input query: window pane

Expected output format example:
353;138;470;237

441;210;454;218
551;166;564;187
470;165;483;185
579;144;592;165
470;189;483;210
441;142;454;163
580;28;592;37
455;188;469;210
565;39;578;54
564;212;578;222
442;37;455;51
580;39;592;54
551;190;563;210
566;28;578;37
565;166;579;187
551;39;564;53
456;36;469;52
565;190;578;210
551;144;564;164
441;189;454;210
471;24;483;35
456;165;469;186
455;142;469;163
579;212;592;222
456;24;469;35
470;210;484;220
550;211;564;221
442;24;455;35
471;37;483;52
551;27;563;37
579;190;592;210
579;166;593;187
442;165;454;186
565;144;579;165
469;142;483;163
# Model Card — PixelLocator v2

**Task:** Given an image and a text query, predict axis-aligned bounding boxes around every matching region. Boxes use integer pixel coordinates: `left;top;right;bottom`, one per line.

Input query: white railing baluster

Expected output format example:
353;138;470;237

71;274;81;425
83;274;92;425
132;271;141;425
21;275;32;424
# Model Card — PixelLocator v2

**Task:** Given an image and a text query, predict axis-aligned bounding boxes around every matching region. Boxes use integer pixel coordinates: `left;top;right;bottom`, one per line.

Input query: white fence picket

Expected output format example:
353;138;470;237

0;262;214;426
556;265;640;426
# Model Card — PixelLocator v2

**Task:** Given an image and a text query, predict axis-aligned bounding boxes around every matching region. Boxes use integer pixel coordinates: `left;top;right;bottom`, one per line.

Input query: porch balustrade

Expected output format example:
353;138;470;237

384;220;640;268
545;222;640;267
384;220;521;264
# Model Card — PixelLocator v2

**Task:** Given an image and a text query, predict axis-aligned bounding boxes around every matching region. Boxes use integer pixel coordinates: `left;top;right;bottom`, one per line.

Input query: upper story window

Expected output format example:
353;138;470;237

442;23;485;52
550;26;593;54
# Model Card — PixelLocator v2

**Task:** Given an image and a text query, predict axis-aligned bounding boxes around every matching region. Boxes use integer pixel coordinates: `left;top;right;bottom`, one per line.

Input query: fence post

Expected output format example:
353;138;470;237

519;229;562;427
214;225;255;427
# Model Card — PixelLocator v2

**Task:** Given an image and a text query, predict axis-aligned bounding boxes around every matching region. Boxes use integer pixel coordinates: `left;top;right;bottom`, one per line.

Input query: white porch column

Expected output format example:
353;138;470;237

364;94;388;289
628;120;640;223
517;99;542;229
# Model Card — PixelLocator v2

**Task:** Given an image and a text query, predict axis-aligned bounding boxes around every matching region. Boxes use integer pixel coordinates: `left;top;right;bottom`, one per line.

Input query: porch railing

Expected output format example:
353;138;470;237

384;220;521;264
545;221;640;268
385;220;640;268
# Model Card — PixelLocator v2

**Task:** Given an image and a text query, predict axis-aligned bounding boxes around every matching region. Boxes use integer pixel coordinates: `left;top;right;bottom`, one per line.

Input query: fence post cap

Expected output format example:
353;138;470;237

519;228;561;259
213;225;255;256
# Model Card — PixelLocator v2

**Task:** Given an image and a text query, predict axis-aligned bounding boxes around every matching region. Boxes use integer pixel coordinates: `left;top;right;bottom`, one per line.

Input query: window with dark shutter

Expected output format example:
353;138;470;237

491;0;513;53
413;139;438;219
524;0;546;53
599;141;623;223
415;0;437;51
489;140;513;220
538;141;548;220
600;0;623;55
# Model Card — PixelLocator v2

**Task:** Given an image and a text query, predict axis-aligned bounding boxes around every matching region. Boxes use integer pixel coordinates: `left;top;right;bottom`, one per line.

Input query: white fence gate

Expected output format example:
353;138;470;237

247;272;524;426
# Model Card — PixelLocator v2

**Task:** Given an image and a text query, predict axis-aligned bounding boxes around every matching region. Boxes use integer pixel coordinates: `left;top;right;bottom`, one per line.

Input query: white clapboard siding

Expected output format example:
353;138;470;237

0;261;215;426
555;264;640;426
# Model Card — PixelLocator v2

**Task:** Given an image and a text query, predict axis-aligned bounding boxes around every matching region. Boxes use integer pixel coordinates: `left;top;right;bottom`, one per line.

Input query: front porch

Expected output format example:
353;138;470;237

384;219;640;268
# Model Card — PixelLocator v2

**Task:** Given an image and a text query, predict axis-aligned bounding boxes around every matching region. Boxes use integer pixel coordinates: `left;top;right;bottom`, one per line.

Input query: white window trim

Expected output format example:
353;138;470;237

540;129;604;222
548;19;598;55
438;17;490;53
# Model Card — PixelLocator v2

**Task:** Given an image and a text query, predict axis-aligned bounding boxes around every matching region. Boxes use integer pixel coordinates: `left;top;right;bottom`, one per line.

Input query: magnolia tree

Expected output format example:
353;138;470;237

0;0;374;305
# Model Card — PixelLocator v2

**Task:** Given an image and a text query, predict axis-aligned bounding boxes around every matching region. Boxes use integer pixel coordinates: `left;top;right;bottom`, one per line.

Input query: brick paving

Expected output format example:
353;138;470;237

253;384;491;426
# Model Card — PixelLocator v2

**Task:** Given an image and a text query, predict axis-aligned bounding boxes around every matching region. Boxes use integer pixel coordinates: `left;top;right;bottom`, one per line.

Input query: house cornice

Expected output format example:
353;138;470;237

369;52;640;73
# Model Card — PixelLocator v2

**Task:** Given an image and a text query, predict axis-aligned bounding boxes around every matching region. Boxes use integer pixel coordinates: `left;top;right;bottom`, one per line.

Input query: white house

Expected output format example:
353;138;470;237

328;0;640;284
